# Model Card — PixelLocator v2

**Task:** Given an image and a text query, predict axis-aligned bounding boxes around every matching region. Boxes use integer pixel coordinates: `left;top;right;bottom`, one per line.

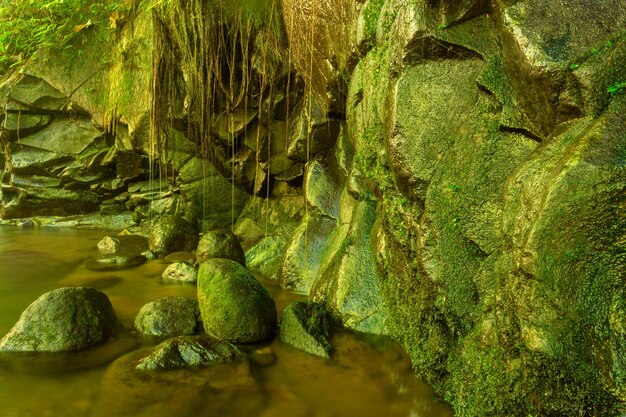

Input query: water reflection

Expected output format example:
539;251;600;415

0;226;453;417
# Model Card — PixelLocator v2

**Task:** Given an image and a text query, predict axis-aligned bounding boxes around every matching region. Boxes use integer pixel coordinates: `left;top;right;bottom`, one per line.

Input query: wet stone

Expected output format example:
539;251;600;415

134;297;200;337
148;215;199;257
136;335;246;371
196;229;246;266
162;262;198;284
279;302;337;358
0;287;121;352
198;259;277;343
86;254;147;271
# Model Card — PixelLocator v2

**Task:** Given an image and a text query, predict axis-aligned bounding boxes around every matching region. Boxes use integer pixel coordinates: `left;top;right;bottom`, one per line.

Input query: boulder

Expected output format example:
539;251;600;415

0;287;121;352
196;229;246;265
279;302;337;358
197;259;277;343
161;262;198;284
134;297;200;337
148;215;199;257
136;335;246;371
177;157;248;231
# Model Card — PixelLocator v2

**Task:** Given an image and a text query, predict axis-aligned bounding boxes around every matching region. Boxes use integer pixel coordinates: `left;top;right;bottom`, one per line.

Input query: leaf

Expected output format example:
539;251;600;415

109;10;122;29
73;19;92;32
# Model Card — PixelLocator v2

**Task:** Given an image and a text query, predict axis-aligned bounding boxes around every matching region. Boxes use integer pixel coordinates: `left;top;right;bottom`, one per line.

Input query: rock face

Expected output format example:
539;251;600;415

134;297;200;337
195;229;246;265
149;215;199;257
279;302;336;358
1;1;625;416
0;287;121;352
136;336;245;371
197;259;277;343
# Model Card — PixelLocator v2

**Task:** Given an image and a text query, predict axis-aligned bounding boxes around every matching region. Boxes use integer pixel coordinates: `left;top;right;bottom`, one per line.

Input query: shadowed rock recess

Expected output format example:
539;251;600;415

0;0;625;415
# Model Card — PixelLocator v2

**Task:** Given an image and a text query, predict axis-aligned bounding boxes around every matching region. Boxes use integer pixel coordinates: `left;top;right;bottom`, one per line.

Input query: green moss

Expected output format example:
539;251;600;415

361;0;385;49
0;0;121;75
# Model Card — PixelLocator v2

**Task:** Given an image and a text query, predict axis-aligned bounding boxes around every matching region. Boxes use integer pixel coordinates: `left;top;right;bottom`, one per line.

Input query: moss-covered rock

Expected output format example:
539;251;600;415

197;259;277;343
279;302;337;358
134;297;200;337
493;0;626;136
148;215;199;257
0;287;121;352
312;194;387;335
196;229;246;266
279;214;337;293
136;335;245;371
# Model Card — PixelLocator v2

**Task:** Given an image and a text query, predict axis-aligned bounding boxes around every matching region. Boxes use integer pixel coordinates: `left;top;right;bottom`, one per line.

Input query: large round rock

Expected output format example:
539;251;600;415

149;215;199;257
0;287;121;352
134;297;200;337
196;229;246;265
198;259;276;343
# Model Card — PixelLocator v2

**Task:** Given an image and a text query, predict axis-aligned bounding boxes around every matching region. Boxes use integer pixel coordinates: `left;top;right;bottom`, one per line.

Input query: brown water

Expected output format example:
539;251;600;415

0;226;453;417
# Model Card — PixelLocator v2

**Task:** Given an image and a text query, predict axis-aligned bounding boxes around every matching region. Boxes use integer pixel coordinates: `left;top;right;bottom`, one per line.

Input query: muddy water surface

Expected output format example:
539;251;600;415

0;226;453;417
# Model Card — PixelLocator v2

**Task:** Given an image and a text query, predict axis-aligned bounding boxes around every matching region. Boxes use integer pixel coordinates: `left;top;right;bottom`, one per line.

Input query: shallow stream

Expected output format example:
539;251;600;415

0;226;453;417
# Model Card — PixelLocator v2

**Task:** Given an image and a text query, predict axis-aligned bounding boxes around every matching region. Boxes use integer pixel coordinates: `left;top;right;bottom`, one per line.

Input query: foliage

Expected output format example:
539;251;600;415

608;80;626;95
0;0;121;75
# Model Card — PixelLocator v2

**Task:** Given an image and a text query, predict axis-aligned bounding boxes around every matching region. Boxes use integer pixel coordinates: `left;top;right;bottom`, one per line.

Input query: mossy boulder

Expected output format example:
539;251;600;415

134;297;200;337
197;259;277;343
0;287;121;352
279;302;337;358
148;215;199;257
136;335;245;371
196;229;246;266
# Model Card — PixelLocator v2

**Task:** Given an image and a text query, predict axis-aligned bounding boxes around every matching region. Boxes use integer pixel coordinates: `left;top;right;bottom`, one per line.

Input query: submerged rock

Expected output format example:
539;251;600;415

134;297;200;337
136;335;246;371
198;259;277;343
0;287;121;352
87;234;149;271
196;228;246;265
279;302;336;358
148;215;199;257
87;253;147;271
161;262;198;284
